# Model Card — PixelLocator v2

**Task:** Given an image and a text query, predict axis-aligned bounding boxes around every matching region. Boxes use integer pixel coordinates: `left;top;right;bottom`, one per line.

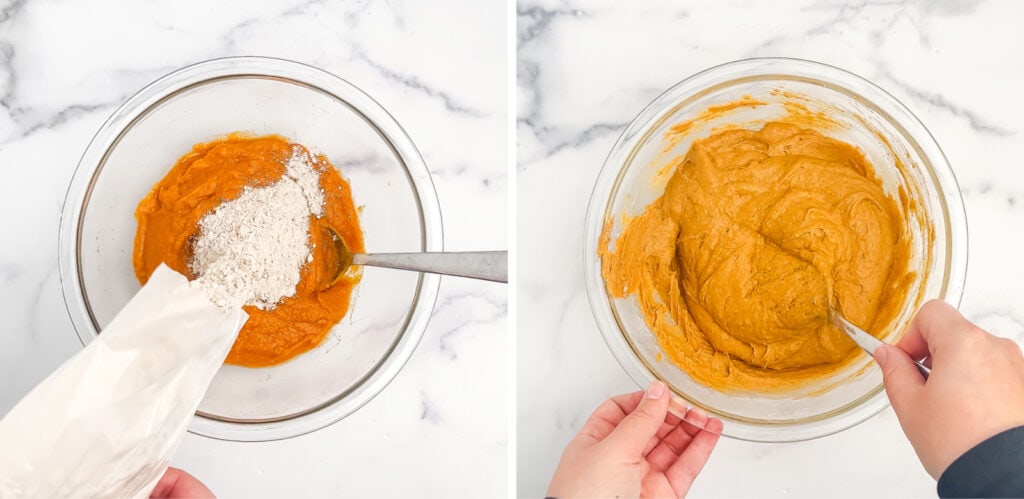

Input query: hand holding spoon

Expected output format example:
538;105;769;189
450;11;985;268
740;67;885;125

830;309;931;379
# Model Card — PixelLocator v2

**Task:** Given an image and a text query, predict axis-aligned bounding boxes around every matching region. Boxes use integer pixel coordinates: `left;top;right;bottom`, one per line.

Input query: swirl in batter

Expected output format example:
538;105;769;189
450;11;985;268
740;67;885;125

601;122;913;392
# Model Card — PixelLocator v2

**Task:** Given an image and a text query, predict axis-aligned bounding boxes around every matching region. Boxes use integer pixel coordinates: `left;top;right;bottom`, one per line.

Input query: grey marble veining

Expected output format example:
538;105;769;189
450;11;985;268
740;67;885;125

517;0;1024;497
0;0;507;497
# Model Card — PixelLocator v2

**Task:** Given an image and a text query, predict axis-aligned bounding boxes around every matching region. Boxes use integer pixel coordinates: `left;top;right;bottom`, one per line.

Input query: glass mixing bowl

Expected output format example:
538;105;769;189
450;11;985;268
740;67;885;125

58;57;443;441
584;58;967;442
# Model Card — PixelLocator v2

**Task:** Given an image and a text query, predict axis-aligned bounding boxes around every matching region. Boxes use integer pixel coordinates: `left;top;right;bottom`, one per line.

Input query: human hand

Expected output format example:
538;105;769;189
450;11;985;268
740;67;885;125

876;299;1024;478
150;467;214;499
547;381;722;499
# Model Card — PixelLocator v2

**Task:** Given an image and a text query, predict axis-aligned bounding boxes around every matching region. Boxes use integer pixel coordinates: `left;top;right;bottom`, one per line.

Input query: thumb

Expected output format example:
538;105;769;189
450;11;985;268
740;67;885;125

604;381;671;457
876;344;925;415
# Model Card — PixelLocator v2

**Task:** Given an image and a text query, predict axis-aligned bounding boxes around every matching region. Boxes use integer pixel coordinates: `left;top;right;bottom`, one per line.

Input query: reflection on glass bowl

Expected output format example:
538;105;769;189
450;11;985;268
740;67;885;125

59;56;443;442
584;58;967;442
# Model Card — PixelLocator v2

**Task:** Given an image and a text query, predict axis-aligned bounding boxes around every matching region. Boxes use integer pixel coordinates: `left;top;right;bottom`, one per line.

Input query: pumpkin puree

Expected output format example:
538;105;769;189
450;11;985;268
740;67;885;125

601;122;913;392
132;134;363;367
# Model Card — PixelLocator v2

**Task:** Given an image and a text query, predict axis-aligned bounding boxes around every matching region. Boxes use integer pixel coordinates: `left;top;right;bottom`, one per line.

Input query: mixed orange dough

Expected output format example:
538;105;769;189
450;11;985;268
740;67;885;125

601;121;913;392
133;134;363;367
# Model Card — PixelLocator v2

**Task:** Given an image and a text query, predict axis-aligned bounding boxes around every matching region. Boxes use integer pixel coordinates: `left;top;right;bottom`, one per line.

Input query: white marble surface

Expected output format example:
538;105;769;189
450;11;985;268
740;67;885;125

0;1;507;497
518;0;1024;497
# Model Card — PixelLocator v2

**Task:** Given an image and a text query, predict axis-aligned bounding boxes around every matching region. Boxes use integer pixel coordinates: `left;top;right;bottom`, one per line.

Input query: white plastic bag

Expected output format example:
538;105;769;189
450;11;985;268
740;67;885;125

0;265;247;498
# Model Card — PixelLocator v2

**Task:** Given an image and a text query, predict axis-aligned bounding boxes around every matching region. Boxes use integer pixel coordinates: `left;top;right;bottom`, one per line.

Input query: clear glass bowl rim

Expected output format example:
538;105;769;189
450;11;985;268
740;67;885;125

57;56;444;442
583;57;968;442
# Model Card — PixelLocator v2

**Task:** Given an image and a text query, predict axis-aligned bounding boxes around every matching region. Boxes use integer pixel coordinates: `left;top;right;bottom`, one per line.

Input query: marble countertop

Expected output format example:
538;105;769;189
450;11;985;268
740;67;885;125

517;0;1024;497
0;1;506;497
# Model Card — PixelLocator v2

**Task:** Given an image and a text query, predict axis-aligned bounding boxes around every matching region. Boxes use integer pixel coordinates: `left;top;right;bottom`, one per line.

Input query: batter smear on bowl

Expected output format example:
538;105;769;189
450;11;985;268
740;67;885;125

133;134;363;367
601;122;914;392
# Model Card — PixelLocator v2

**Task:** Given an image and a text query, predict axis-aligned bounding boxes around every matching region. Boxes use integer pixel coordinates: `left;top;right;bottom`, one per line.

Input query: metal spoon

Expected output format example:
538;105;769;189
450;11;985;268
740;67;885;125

829;309;931;379
323;227;507;287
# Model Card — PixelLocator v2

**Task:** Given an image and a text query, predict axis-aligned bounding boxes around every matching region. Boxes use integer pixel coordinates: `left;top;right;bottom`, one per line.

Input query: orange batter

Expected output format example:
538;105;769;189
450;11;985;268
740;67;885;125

601;122;913;392
133;134;363;367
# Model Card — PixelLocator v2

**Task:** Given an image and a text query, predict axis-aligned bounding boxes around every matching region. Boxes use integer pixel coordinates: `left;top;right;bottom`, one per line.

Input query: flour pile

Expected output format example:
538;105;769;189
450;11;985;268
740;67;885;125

190;146;324;309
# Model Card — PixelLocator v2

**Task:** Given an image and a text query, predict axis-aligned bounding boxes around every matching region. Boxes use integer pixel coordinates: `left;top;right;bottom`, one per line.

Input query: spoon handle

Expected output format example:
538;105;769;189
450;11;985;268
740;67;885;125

830;310;931;379
352;251;507;283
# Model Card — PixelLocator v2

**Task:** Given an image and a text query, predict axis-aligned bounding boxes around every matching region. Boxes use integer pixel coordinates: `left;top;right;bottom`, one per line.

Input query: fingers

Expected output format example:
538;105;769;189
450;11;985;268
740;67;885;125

643;416;687;456
576;391;645;443
896;300;971;361
646;407;708;471
665;417;722;490
647;423;691;472
604;381;672;457
579;387;684;449
876;344;925;414
150;468;214;499
609;391;646;415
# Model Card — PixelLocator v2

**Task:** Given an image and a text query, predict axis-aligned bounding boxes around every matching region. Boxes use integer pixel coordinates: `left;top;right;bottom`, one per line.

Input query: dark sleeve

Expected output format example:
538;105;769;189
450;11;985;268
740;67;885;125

938;425;1024;498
